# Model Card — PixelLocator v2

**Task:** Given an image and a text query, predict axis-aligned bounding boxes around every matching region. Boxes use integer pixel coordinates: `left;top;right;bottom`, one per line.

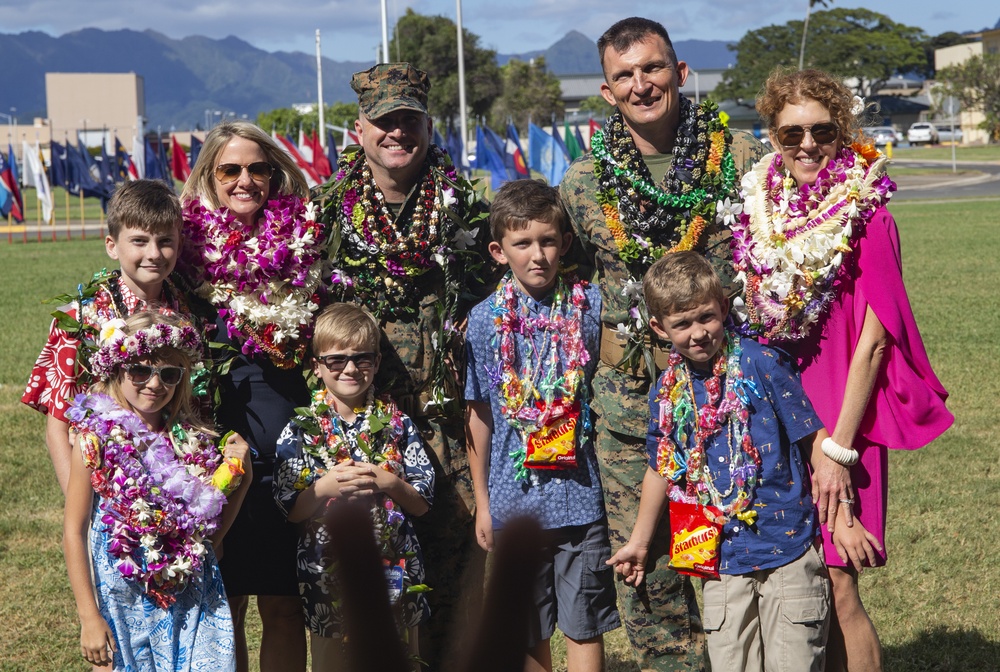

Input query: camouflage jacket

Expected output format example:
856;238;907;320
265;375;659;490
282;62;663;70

561;128;765;439
313;145;493;474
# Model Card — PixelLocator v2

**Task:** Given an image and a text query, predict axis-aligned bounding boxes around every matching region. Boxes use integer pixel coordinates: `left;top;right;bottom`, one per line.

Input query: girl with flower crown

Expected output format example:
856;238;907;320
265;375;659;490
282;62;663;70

63;311;253;671
733;68;953;672
179;120;325;671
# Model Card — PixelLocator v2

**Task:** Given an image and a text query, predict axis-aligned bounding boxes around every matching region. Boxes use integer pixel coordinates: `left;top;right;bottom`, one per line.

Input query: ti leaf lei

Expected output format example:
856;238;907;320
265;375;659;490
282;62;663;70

593;97;739;377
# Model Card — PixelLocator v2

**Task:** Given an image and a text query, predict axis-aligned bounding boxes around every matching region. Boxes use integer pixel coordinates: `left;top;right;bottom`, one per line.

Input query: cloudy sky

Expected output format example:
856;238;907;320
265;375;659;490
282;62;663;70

0;1;994;60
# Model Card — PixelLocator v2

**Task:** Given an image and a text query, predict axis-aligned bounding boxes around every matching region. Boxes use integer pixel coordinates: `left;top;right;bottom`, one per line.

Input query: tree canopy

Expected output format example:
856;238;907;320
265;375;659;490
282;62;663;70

256;102;359;137
389;8;502;127
488;58;564;133
939;53;1000;142
717;8;927;101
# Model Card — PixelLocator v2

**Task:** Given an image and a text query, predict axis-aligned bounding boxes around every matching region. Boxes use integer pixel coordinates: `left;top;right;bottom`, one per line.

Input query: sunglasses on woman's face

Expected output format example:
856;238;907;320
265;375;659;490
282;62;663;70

774;122;840;148
214;161;274;184
317;353;378;372
124;364;186;387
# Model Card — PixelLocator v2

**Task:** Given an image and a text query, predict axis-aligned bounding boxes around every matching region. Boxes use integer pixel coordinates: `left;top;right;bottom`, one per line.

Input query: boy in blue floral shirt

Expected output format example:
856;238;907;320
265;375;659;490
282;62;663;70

273;303;435;670
610;252;831;672
465;179;619;671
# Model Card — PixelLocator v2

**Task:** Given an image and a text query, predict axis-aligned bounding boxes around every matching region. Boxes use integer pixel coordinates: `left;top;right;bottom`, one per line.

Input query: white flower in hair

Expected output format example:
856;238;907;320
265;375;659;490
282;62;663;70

851;96;865;117
99;318;128;346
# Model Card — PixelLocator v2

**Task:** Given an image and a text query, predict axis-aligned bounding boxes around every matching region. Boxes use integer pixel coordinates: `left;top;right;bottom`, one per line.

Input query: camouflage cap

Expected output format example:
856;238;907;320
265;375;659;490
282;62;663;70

351;63;431;120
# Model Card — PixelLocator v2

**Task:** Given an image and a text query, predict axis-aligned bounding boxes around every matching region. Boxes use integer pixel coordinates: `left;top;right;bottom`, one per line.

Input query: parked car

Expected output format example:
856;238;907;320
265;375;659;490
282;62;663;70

937;126;964;143
864;126;901;147
907;122;940;145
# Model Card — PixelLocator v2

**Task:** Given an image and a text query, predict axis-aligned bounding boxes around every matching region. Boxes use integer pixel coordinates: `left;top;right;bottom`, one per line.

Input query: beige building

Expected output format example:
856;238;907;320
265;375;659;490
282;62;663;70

935;29;1000;145
46;72;145;142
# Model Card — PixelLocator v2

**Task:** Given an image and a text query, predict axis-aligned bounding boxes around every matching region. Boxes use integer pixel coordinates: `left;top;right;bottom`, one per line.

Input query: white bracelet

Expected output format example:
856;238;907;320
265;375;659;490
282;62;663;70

821;437;860;466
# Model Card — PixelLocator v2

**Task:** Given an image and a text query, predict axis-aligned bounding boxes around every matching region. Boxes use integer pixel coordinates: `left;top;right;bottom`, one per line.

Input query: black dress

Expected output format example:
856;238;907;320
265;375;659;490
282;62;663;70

214;315;310;597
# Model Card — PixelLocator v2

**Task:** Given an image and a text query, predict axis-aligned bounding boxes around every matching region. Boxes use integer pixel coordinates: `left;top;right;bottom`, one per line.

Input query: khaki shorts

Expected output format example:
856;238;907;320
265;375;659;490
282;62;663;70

702;544;830;672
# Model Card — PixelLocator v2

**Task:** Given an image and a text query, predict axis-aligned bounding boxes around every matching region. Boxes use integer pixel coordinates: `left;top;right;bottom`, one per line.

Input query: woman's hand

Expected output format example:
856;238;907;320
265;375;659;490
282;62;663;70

832;507;882;571
80;613;116;667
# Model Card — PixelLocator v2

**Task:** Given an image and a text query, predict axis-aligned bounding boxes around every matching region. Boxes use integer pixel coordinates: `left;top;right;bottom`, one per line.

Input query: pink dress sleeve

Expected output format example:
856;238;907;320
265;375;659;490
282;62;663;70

854;207;953;448
21;311;84;423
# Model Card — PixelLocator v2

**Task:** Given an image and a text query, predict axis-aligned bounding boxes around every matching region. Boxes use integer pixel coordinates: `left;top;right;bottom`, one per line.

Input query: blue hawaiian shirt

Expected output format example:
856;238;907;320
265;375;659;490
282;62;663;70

646;335;820;574
465;281;605;530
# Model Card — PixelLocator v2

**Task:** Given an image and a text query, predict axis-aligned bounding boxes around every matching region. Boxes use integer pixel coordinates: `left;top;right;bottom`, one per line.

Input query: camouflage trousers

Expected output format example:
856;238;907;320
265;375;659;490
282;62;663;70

597;426;707;672
411;460;487;671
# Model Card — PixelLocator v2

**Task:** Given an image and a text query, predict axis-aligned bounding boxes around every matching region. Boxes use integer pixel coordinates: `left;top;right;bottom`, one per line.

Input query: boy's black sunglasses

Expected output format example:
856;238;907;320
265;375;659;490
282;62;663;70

773;122;840;148
214;161;274;184
124;364;186;387
317;353;378;372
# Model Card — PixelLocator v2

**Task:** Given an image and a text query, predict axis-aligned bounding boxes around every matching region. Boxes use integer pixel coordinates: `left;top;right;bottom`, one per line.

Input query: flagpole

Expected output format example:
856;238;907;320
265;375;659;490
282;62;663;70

380;0;390;63
456;0;469;156
316;30;326;151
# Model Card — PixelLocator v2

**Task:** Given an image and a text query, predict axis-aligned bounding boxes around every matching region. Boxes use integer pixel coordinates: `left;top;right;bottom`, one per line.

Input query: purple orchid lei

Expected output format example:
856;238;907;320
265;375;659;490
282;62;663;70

181;194;327;366
731;145;896;340
68;393;226;609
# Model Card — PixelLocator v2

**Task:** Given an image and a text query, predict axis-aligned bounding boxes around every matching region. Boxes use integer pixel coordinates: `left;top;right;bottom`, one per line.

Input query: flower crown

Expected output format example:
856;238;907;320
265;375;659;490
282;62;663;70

90;318;203;381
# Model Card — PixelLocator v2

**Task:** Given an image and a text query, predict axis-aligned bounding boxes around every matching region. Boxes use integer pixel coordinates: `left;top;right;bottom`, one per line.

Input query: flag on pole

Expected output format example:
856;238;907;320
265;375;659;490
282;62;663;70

574;125;588;154
310;130;332;179
49;140;70;189
589;119;602;146
472;125;508;191
170;135;191;182
115;137;135;181
0;148;21;221
190;135;203;169
22;140;54;224
505;124;530;178
67;142;109;200
445;126;466;174
8;142;25;219
564;122;583;162
131;135;145;179
274;133;321;187
297;126;314;164
528;123;569;186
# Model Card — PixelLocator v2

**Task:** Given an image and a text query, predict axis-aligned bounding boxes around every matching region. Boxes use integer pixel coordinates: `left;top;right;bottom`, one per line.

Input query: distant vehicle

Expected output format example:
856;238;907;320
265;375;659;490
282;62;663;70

864;126;900;147
907;122;940;145
937;126;964;143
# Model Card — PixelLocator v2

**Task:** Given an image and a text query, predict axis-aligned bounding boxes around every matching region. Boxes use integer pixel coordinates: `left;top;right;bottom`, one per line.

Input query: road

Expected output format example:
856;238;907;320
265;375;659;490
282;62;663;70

892;160;1000;201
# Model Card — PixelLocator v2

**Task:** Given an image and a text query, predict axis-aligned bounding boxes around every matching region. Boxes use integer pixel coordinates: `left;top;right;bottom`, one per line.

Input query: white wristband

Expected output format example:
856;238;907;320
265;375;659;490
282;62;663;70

821;437;860;466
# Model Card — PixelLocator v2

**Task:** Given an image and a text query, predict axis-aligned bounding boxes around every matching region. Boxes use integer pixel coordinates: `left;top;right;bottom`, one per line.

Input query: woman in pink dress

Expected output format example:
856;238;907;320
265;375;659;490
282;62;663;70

731;69;953;671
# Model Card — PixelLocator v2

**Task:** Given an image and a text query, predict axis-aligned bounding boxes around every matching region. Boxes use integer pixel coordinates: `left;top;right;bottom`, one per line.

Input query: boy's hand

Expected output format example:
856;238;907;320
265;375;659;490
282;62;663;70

475;505;494;552
832;508;882;571
80;614;116;666
316;460;380;503
607;540;649;586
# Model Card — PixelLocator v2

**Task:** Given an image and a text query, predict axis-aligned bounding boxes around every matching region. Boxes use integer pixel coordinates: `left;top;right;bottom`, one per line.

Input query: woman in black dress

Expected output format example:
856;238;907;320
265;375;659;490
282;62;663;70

180;121;326;671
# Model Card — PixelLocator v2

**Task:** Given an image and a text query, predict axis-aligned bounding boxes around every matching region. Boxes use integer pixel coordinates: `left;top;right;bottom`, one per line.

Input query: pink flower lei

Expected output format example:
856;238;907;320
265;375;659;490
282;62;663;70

67;393;226;609
181;194;328;368
731;146;895;340
490;272;592;482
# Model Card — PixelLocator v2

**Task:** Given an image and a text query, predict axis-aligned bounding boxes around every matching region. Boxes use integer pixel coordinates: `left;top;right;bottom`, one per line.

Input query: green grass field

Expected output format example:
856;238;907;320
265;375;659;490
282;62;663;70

891;144;1000;162
1;196;998;670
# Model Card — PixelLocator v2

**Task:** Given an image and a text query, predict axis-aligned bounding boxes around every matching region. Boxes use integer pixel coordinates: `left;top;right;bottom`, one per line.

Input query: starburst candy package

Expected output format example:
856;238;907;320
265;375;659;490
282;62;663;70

524;398;579;470
668;500;724;579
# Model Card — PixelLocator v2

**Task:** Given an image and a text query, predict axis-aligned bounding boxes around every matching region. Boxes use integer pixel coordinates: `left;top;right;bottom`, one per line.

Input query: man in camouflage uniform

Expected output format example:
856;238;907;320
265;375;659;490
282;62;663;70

314;63;490;671
560;18;765;672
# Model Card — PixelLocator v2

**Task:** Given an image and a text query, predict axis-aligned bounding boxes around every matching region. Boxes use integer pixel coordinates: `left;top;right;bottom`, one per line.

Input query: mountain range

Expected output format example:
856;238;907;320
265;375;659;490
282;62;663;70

0;28;733;129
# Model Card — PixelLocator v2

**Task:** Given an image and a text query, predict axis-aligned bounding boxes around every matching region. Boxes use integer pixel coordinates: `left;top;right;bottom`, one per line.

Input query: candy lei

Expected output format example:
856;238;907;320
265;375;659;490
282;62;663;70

68;393;226;609
592;98;739;376
731;144;895;340
653;333;761;524
297;389;408;552
491;273;591;482
181;194;327;368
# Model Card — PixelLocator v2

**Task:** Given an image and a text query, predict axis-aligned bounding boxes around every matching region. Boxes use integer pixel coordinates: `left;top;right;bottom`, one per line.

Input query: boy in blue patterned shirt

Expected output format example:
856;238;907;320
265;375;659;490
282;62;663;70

610;251;831;672
465;179;619;671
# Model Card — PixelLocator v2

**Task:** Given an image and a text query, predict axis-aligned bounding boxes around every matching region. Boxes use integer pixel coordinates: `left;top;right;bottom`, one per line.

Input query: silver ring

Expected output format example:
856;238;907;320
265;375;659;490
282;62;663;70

839;498;855;504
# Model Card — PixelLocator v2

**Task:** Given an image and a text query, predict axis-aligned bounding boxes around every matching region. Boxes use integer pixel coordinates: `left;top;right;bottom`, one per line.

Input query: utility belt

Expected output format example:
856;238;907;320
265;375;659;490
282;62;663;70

599;324;672;377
